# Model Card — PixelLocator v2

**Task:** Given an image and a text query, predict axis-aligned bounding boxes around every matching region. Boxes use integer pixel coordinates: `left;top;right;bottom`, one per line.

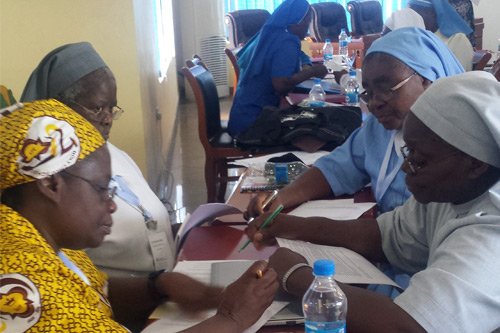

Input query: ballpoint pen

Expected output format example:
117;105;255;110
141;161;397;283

247;189;279;224
239;204;284;253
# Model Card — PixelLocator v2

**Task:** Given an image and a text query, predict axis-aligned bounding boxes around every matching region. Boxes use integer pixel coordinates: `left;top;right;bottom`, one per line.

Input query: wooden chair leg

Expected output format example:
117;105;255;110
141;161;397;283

205;157;217;203
217;161;229;202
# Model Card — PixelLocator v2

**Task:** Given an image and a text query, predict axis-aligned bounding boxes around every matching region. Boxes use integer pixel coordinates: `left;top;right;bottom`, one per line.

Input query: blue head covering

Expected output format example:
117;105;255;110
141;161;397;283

366;27;464;82
408;0;472;37
238;0;310;86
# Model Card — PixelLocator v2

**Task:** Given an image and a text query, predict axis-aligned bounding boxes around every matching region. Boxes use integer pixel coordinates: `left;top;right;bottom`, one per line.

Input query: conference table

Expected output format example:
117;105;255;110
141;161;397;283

172;176;376;332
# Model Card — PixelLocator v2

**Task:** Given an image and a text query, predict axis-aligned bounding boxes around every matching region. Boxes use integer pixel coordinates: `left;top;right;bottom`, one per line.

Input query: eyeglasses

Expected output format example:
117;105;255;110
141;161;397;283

400;145;461;175
359;71;418;105
62;171;117;201
68;100;124;120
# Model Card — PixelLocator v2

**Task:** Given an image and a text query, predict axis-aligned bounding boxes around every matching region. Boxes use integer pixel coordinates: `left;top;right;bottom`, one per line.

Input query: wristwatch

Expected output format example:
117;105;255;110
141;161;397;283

148;269;169;300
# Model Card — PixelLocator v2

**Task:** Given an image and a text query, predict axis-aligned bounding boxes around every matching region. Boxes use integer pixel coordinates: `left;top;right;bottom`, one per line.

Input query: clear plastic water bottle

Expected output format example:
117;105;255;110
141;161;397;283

303;260;347;333
323;39;334;72
309;78;326;107
345;71;360;107
338;29;348;66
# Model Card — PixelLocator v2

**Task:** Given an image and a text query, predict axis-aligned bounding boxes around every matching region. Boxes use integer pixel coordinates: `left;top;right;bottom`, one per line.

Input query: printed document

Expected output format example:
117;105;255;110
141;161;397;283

277;238;400;288
289;199;376;220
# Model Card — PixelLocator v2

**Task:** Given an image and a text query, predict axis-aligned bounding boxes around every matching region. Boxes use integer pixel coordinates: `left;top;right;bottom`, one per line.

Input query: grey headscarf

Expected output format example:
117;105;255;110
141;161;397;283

20;42;108;102
411;71;500;168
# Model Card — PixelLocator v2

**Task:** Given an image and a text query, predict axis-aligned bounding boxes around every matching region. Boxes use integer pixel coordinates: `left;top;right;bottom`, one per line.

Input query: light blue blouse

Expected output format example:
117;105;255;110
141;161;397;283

314;114;410;213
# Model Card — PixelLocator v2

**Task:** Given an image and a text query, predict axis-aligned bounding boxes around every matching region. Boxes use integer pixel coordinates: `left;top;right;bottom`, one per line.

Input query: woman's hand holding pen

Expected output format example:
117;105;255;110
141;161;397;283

244;190;280;221
247;212;308;247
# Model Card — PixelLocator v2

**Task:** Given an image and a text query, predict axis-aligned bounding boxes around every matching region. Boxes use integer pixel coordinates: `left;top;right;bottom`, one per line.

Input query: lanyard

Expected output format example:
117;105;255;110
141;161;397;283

58;251;90;285
375;131;404;203
113;175;157;230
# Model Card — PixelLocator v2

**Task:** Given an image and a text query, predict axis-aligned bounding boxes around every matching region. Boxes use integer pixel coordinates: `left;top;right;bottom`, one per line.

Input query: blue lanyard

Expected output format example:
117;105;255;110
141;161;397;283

58;251;90;285
112;175;153;222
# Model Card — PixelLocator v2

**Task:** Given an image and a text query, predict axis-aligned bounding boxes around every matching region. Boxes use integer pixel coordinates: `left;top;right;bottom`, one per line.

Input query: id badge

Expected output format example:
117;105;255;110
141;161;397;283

147;227;170;271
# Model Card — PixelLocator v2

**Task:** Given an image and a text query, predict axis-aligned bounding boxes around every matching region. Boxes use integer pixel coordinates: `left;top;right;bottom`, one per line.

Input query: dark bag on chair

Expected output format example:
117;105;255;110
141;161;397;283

235;105;362;152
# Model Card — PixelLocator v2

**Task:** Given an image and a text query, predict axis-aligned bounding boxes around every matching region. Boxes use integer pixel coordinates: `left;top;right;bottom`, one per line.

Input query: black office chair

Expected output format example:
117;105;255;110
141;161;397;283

309;2;349;42
347;0;383;37
225;9;270;49
182;63;252;203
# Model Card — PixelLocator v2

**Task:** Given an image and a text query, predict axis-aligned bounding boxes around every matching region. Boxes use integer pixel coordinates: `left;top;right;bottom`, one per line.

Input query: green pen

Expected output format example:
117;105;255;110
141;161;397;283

238;205;284;253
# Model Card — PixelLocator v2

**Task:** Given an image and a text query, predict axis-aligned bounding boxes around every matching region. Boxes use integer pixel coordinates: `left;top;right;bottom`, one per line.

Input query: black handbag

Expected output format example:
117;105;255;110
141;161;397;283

235;104;362;151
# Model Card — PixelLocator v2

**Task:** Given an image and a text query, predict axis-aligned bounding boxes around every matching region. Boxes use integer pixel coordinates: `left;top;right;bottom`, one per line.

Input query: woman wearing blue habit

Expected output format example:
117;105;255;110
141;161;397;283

227;0;328;137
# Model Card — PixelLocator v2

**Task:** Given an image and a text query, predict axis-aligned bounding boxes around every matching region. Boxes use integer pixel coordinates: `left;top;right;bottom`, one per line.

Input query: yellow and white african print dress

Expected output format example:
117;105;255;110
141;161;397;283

0;204;129;332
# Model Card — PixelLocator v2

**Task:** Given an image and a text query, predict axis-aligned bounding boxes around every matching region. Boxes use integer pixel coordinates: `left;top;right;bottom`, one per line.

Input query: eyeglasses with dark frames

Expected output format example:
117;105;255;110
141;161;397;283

359;71;418;105
68;100;124;120
400;145;461;175
62;170;117;201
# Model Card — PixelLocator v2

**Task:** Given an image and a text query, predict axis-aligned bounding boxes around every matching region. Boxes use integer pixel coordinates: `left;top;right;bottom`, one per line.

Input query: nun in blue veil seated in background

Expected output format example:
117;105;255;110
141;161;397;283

407;0;474;71
227;0;328;137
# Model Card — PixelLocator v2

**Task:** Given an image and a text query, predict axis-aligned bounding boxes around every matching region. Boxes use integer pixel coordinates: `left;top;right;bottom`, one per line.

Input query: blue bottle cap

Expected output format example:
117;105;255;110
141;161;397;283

314;78;322;84
340;28;345;32
325;38;331;43
313;259;335;276
349;70;356;76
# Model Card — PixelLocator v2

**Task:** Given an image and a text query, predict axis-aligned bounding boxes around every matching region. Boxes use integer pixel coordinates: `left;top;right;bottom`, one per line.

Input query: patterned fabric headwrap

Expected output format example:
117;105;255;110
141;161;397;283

0;99;105;191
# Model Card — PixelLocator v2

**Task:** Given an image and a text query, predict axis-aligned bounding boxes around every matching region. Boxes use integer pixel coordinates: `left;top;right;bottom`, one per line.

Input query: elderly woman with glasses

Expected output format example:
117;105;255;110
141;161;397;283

0;100;278;332
246;27;464;218
248;70;500;333
21;42;177;280
245;27;464;298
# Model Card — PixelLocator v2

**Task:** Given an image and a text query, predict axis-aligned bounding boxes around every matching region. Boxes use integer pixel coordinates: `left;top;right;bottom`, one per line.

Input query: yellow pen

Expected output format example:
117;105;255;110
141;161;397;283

239;204;284;253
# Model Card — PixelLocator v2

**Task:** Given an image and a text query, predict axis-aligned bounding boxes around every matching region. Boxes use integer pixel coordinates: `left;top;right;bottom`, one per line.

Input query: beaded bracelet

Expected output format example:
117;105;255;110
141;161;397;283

282;263;311;294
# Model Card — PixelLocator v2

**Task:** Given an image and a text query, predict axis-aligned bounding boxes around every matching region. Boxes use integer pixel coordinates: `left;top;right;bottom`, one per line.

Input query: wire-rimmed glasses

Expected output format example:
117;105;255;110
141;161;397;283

68;100;124;120
359;71;418;105
62;171;117;202
400;145;461;175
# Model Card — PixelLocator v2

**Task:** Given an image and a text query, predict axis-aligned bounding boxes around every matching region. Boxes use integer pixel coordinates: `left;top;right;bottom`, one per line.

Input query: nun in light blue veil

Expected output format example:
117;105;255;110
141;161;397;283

366;26;465;81
407;0;472;37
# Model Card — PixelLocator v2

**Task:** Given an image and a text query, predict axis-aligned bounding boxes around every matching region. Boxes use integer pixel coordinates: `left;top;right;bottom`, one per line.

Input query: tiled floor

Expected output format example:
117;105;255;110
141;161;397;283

164;95;239;224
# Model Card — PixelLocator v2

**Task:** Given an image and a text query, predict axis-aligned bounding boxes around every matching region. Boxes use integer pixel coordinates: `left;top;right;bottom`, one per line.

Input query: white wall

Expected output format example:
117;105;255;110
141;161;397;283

473;0;500;57
0;0;179;186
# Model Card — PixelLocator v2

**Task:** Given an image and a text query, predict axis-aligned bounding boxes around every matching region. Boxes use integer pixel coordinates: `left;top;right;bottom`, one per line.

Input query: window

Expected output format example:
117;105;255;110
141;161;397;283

155;0;175;79
223;0;409;23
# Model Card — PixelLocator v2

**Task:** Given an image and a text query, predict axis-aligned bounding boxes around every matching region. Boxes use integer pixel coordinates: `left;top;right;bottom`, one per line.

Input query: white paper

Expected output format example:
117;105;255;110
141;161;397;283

175;203;243;253
289;199;376;220
230;150;330;168
277;238;400;288
145;260;288;333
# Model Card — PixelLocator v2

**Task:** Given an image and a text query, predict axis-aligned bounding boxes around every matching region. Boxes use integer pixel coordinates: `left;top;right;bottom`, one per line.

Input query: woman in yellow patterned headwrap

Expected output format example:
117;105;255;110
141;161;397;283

0;100;278;332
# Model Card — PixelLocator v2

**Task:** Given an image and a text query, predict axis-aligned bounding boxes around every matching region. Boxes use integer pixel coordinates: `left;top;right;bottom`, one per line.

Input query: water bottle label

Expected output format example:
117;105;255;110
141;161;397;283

339;40;347;48
346;93;359;104
305;320;346;333
310;101;325;107
324;54;333;61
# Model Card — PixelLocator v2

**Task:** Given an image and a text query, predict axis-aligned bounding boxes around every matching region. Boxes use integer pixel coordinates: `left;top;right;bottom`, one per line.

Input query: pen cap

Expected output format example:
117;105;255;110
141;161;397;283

313;259;335;276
